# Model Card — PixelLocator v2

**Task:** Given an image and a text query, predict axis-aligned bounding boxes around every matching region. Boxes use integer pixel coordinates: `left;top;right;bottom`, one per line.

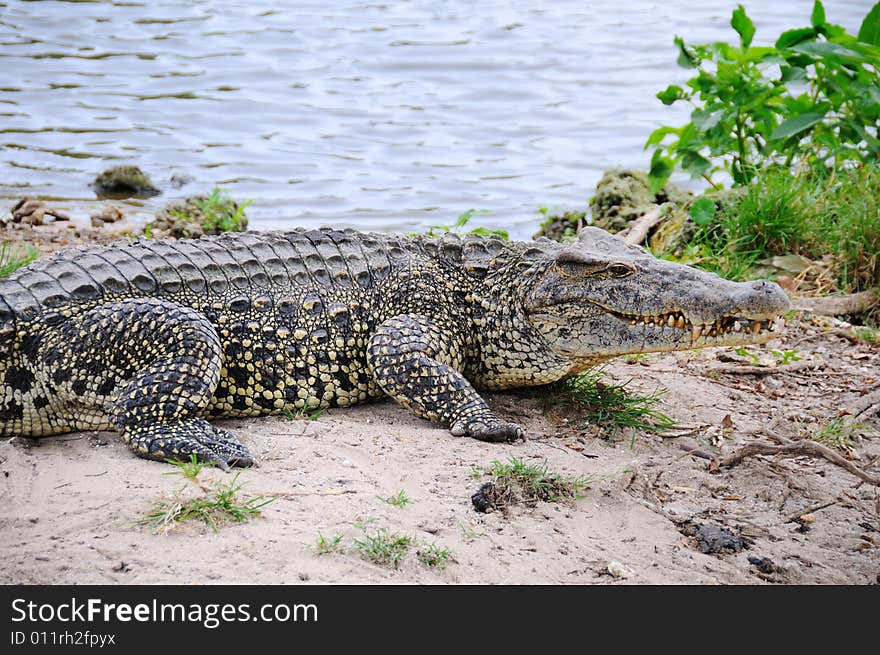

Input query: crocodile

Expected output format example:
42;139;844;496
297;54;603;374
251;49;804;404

0;226;790;467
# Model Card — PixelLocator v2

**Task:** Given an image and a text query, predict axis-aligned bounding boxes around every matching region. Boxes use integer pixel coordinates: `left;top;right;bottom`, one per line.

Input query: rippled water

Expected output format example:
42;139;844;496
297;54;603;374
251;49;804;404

0;1;869;238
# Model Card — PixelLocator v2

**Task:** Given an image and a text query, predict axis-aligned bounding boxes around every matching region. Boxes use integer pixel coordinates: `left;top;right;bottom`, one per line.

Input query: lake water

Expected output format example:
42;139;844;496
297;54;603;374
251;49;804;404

0;0;870;239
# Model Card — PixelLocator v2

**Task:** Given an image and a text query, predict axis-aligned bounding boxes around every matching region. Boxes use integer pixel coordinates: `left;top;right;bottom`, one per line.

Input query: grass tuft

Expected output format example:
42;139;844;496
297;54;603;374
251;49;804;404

188;187;251;233
548;367;678;437
164;453;210;483
315;532;344;555
378;490;411;508
141;472;273;533
812;418;866;450
352;528;412;568
417;543;452;570
0;241;38;278
281;406;327;421
478;456;590;506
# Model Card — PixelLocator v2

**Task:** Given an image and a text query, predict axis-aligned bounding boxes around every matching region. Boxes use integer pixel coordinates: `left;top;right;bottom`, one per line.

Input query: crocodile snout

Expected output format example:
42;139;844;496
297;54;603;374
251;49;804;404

735;279;791;317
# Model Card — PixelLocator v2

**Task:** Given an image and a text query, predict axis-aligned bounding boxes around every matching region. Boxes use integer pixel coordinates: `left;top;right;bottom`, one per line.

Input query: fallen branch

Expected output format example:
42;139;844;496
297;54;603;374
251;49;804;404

709;360;821;376
783;499;838;524
678;442;714;461
850;389;880;422
622;206;662;245
793;291;879;316
720;439;880;486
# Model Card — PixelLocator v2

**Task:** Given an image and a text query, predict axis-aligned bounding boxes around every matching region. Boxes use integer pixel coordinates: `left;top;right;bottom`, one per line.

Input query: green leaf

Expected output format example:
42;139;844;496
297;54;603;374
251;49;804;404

689;197;716;226
790;40;868;64
731;5;755;49
859;2;880;45
769;111;827;141
645;125;678;149
680;150;711;178
776;28;816;49
780;65;807;83
657;84;684;105
468;227;509;240
811;0;826;27
674;36;698;69
844;119;880;154
692;108;723;132
455;210;474;228
648;149;673;196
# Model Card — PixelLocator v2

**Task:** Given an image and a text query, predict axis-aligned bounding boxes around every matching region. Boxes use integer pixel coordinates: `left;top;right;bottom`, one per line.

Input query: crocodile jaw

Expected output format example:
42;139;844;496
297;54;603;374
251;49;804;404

528;301;788;360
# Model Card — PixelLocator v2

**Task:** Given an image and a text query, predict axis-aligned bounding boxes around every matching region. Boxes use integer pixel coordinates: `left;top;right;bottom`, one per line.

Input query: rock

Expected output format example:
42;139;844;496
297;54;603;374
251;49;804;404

694;524;747;554
532;210;585;241
152;190;249;239
677;520;751;554
170;174;195;189
590;169;693;234
590;169;657;232
647;203;695;254
534;169;694;248
10;198;70;226
606;561;633;579
90;205;125;225
91;165;160;198
471;482;498;513
748;556;776;574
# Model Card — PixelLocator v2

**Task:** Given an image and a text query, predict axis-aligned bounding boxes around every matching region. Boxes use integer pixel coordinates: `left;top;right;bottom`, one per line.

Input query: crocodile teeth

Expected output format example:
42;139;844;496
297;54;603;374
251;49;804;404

733;321;741;332
752;321;761;334
667;316;676;327
676;317;685;329
691;325;702;341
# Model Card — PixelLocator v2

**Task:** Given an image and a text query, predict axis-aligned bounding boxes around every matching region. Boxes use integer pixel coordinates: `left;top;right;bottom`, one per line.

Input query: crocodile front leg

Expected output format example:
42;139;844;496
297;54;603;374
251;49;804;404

53;299;253;468
366;314;523;442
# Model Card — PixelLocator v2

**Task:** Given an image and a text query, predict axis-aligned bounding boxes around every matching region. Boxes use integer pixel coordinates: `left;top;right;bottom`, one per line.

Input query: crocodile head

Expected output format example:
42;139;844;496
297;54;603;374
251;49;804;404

523;227;791;368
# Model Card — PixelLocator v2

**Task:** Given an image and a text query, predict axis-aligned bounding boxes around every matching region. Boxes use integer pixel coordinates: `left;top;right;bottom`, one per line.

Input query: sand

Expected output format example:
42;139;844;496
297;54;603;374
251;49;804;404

1;318;877;585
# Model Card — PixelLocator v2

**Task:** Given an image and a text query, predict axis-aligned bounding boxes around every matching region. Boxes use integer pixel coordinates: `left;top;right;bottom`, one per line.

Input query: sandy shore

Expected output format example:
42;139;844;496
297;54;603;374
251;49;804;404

1;318;877;585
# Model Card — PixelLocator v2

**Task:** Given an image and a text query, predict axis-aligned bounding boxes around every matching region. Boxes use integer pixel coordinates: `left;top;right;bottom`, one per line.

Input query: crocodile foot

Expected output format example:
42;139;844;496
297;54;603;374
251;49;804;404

122;418;254;469
451;418;525;443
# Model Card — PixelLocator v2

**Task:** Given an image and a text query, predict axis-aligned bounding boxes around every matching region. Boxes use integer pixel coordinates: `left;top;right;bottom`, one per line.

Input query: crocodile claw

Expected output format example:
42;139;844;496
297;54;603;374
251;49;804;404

124;418;255;468
451;419;525;443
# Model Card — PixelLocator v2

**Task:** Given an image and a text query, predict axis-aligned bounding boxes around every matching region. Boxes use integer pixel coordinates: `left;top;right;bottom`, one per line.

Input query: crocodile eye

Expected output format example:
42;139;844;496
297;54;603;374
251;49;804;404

608;263;634;278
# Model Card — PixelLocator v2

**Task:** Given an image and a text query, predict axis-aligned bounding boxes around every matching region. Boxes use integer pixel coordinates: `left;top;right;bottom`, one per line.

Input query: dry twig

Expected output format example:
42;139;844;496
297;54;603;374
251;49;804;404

794;291;879;316
710;360;821;376
720;439;880;486
622;206;662;245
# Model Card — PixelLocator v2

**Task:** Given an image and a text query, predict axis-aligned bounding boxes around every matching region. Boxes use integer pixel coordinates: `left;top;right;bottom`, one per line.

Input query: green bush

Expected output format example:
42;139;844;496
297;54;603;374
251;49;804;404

684;164;880;292
647;1;880;191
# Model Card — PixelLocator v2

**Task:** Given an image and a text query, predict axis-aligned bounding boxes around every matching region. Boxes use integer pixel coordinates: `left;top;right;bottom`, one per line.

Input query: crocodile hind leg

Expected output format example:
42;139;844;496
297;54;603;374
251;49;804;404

55;298;253;468
366;314;524;442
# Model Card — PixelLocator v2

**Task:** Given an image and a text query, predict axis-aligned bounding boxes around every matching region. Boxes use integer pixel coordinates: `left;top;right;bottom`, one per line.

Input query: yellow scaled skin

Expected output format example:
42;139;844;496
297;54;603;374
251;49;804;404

0;227;789;466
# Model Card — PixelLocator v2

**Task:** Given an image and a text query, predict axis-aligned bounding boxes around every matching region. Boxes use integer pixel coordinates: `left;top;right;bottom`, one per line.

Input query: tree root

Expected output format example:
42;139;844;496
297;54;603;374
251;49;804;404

720;439;880;486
